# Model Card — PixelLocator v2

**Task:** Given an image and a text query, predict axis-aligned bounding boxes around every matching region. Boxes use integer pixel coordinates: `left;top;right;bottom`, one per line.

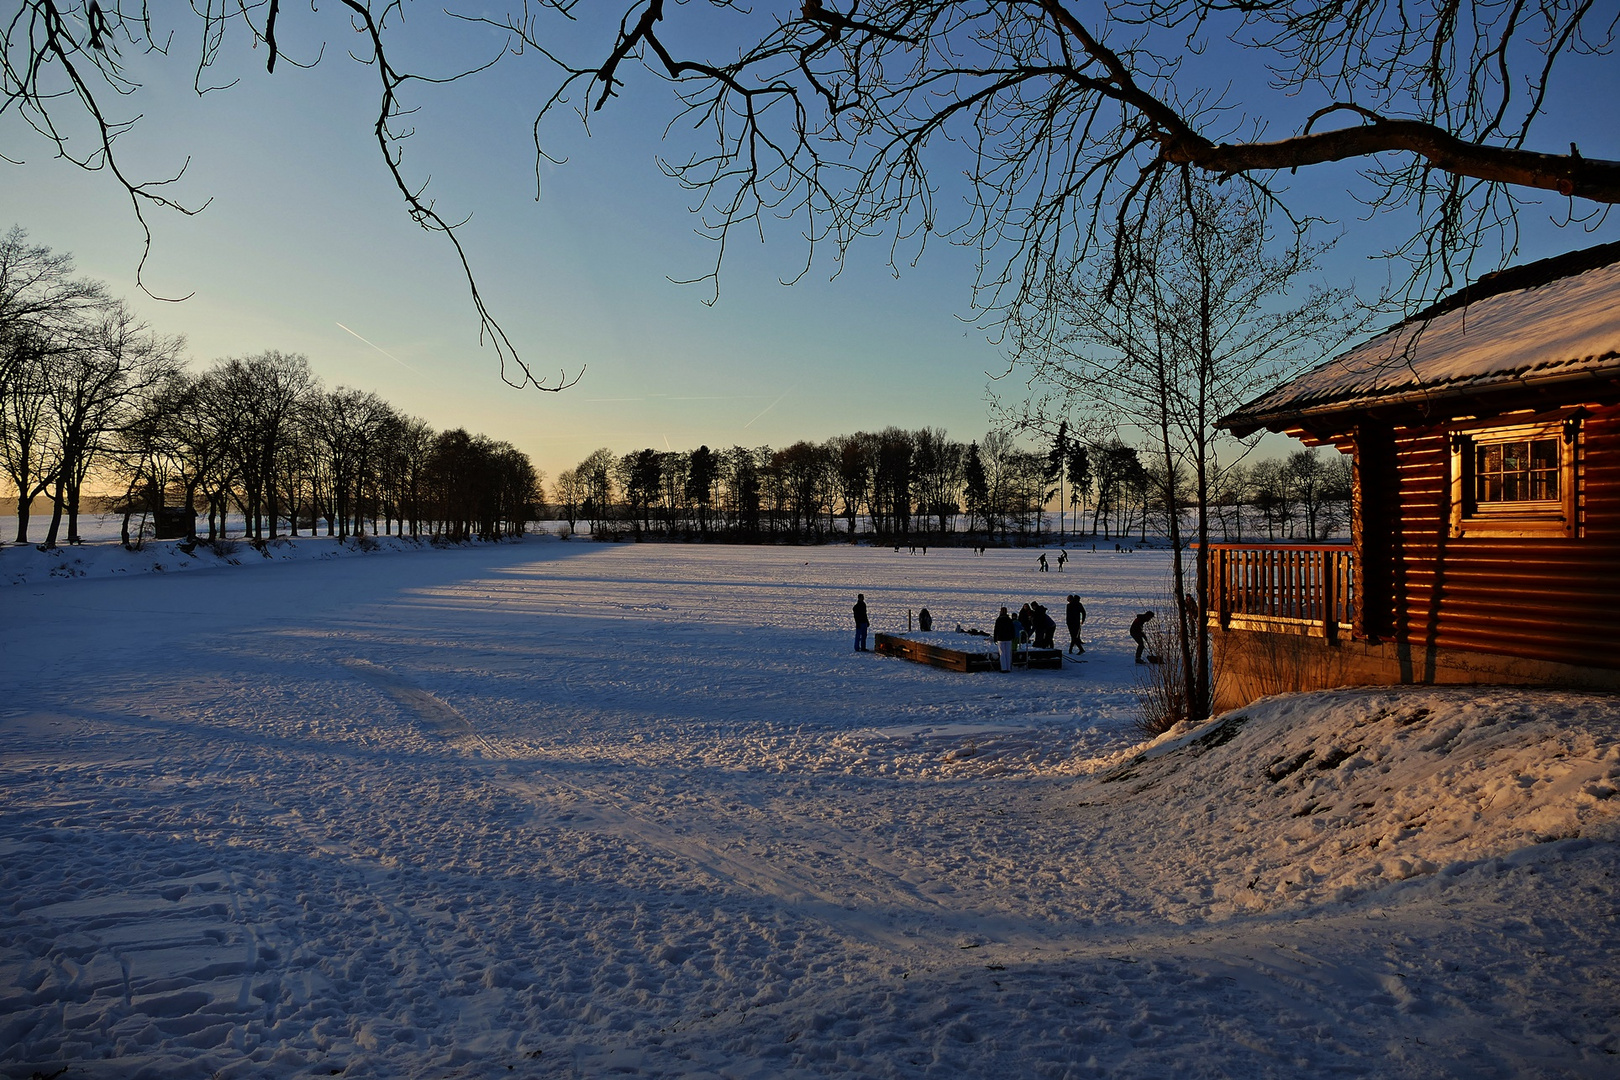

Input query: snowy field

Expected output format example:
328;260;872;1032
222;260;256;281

2;532;1619;1078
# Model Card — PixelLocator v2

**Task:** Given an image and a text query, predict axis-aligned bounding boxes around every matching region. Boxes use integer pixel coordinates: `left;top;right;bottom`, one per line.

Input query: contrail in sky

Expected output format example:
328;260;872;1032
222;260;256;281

337;323;418;373
743;385;796;429
585;394;772;403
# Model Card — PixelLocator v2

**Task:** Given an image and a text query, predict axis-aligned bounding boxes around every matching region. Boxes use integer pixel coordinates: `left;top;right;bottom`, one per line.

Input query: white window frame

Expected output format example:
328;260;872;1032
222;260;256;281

1448;413;1581;539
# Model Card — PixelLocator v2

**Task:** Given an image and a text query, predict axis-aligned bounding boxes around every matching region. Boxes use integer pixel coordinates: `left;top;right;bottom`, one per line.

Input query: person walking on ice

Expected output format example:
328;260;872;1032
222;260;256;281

1057;549;1068;571
1129;610;1155;664
1066;595;1086;654
853;594;870;652
993;606;1017;672
1038;553;1049;572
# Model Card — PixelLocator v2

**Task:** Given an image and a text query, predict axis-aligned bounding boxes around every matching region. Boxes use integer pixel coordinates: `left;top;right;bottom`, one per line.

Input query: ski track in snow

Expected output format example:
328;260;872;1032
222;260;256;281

2;536;1618;1078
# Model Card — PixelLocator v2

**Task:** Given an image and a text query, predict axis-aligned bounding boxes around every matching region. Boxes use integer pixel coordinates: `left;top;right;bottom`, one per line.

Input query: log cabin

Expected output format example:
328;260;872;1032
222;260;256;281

1213;241;1620;711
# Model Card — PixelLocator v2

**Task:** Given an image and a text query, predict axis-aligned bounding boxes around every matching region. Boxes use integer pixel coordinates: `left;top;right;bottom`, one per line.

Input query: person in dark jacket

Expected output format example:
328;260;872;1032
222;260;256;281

1018;602;1034;642
1129;610;1155;664
853;594;870;651
918;608;933;632
992;606;1017;672
1065;595;1086;654
1032;602;1057;649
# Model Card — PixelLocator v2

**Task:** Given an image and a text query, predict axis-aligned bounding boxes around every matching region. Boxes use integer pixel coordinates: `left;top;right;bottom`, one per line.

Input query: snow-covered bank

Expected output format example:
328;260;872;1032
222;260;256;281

0;515;536;588
3;543;1617;1077
1060;689;1620;918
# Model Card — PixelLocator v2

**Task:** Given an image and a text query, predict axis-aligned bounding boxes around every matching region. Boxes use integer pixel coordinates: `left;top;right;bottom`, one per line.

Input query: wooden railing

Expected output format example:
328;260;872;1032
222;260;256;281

1209;543;1355;641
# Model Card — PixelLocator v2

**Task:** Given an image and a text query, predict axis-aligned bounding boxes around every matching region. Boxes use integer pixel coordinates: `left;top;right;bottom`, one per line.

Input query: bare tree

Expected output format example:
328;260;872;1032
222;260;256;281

211;352;317;540
870;429;914;539
1021;185;1355;721
389;415;437;539
962;441;989;537
2;8;577;390
125;369;236;543
312;386;395;539
0;228;109;542
0;227;105;396
616;448;662;537
1210;460;1247;543
911;427;963;536
1;331;60;542
685;445;719;537
827;434;872;539
771;441;832;540
1065;440;1091;533
502;0;1620;306
553;468;584;533
1248;458;1292;541
9;2;1612;368
975;429;1020;541
575;448;618;533
39;300;182;546
721;446;764;537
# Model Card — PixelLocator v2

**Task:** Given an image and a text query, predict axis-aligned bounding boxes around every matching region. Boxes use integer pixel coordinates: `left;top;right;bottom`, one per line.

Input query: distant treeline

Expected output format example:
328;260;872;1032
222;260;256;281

2;229;540;548
550;430;1351;544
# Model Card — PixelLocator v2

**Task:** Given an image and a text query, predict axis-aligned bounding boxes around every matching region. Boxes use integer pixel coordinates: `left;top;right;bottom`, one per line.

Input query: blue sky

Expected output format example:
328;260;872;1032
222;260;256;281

5;6;1615;481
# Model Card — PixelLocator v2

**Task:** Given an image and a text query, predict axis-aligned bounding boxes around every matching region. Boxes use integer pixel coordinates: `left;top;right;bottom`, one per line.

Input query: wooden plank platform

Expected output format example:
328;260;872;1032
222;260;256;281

873;633;1063;672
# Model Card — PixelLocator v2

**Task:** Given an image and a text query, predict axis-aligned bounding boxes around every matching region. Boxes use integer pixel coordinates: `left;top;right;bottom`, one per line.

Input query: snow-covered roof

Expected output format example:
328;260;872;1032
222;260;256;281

1223;241;1620;436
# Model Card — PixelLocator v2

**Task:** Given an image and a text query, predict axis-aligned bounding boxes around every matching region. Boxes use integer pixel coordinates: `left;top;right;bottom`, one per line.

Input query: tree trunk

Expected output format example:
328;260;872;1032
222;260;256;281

266;454;280;539
66;473;82;544
42;474;67;548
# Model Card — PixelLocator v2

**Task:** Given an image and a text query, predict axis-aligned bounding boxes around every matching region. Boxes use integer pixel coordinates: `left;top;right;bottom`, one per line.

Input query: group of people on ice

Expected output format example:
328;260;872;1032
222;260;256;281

855;591;1160;669
985;596;1088;671
856;591;1107;672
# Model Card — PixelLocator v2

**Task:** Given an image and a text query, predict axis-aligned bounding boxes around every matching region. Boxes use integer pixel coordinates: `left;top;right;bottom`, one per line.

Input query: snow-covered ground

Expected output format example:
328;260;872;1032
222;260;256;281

2;535;1617;1078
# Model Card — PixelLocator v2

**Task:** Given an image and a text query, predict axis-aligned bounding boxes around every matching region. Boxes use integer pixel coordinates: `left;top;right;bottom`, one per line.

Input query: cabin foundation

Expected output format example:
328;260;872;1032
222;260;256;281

1212;627;1620;713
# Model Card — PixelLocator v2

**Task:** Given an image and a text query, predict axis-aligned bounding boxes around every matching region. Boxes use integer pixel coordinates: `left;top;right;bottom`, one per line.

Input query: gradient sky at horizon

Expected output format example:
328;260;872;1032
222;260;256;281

5;6;1616;483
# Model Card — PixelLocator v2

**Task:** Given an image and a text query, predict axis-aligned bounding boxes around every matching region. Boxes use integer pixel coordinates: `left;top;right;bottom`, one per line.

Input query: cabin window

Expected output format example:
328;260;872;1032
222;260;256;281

1474;437;1559;504
1450;416;1580;538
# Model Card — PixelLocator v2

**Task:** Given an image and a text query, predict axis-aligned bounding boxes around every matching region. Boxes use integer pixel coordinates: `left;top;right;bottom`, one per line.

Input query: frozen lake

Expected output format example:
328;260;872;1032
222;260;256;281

3;537;1617;1077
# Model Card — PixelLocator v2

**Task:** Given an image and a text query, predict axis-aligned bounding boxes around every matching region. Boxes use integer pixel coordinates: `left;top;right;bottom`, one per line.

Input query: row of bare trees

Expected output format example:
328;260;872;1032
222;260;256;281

1;229;541;547
551;426;1352;545
117;352;541;546
1211;451;1354;544
551;432;1084;543
1;227;184;546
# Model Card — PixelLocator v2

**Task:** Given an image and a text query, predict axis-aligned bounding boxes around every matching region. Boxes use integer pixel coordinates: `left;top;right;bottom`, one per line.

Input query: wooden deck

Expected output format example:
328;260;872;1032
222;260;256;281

1208;543;1355;641
873;633;1063;671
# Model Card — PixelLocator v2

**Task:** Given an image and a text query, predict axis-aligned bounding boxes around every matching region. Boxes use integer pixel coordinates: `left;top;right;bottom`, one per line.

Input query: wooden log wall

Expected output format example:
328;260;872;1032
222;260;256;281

1387;402;1620;670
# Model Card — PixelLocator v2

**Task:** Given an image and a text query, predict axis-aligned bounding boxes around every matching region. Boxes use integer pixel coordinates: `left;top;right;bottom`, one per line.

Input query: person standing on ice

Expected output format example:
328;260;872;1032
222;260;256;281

992;606;1017;672
1033;602;1057;649
853;594;870;651
918;608;933;632
1066;595;1086;654
1038;552;1049;572
1130;610;1155;664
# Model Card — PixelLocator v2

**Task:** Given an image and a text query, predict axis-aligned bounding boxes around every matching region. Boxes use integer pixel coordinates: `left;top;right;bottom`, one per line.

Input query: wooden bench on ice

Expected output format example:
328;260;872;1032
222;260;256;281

873;632;1063;671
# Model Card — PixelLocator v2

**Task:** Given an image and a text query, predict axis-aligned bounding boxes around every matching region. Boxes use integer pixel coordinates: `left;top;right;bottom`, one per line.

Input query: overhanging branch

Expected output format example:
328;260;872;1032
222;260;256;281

1163;119;1620;203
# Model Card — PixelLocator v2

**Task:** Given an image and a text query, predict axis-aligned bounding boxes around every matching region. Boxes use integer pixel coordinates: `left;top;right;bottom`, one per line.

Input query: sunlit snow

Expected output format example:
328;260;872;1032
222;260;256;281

3;530;1617;1078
